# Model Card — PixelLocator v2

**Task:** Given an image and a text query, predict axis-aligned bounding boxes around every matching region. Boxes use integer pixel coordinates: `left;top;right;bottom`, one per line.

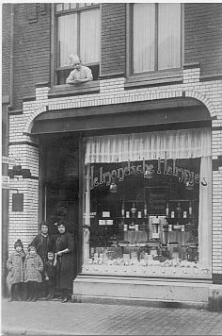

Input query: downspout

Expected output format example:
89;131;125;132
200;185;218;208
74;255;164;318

9;3;14;109
50;3;55;85
2;3;14;296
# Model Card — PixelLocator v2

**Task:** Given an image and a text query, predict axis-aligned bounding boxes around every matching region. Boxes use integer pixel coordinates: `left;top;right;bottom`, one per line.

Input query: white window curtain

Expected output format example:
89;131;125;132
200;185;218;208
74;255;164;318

133;4;155;73
58;14;77;66
158;4;181;70
83;128;212;270
84;128;211;163
58;8;100;67
80;9;100;64
132;3;181;73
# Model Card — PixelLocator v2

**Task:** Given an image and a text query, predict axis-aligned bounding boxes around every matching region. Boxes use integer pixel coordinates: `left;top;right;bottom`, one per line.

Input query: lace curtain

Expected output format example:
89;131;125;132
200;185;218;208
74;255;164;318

133;4;155;73
85;128;211;163
133;3;181;73
58;8;100;67
158;3;181;70
83;128;212;270
80;9;100;64
58;14;78;66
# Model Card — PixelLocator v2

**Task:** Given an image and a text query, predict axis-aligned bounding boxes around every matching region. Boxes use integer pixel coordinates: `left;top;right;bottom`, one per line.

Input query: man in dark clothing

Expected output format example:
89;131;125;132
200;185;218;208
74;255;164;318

29;221;54;297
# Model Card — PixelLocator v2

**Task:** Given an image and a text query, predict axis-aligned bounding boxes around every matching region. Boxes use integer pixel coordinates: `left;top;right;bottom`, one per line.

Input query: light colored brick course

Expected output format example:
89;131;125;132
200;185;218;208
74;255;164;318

8;67;222;274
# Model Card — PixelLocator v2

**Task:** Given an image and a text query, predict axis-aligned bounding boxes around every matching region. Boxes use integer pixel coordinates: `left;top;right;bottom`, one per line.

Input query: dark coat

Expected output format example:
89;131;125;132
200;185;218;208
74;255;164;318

24;253;43;283
45;260;57;286
29;234;54;265
54;232;74;289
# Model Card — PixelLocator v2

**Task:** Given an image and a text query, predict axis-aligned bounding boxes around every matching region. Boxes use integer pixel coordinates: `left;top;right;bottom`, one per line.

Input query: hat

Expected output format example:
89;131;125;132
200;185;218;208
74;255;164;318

14;239;23;249
67;53;80;66
57;219;67;227
57;220;68;233
48;251;55;255
28;245;37;252
39;221;49;229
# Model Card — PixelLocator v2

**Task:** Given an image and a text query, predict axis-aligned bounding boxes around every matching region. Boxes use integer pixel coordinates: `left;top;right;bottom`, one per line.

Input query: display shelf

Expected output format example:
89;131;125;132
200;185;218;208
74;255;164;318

118;243;148;247
116;216;148;219
91;193;199;269
169;199;198;202
82;263;211;280
166;217;196;221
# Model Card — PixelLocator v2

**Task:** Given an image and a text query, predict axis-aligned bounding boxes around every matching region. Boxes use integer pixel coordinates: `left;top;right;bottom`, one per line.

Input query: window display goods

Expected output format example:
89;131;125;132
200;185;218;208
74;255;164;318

81;129;212;279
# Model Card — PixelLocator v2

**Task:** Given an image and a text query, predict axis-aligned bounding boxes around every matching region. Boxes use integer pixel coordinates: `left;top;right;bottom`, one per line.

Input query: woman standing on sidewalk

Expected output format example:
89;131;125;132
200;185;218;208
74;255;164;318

54;221;75;303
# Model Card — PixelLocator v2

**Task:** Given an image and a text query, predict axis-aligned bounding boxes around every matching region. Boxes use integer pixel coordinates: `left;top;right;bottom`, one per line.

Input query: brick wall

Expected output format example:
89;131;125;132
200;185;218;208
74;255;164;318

100;3;222;78
100;3;126;77
5;5;222;279
2;4;12;97
8;177;39;252
9;3;222;108
12;3;51;110
8;70;222;277
184;3;222;77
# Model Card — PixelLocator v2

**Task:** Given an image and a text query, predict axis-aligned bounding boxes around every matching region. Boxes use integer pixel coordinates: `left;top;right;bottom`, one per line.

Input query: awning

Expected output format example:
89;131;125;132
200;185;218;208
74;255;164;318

31;97;212;135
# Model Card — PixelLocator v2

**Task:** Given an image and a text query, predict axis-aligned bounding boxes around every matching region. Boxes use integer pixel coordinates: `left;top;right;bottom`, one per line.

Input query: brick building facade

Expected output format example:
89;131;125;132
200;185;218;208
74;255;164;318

2;3;222;309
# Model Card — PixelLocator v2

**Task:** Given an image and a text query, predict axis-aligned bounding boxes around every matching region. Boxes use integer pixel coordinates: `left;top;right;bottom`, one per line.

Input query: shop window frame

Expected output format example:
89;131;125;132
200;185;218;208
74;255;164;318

125;3;184;88
80;127;212;279
51;3;100;86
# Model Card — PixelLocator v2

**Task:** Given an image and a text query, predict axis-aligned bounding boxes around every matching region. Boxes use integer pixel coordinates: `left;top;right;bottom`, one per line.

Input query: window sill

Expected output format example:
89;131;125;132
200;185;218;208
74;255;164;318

48;81;100;99
125;69;183;89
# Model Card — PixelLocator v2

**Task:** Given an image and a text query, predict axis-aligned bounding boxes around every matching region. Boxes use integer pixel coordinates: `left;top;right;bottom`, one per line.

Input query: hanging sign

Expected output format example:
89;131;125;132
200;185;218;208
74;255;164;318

2;176;10;189
2;156;16;165
12;193;24;212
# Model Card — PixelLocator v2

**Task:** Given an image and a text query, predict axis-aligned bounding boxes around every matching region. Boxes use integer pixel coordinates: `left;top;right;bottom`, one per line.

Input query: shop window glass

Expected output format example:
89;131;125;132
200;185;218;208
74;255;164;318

81;129;212;279
56;3;100;85
131;3;181;74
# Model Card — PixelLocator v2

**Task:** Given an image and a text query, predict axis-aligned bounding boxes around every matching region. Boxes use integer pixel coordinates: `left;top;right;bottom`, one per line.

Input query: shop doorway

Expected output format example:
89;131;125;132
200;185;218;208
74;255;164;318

39;134;79;279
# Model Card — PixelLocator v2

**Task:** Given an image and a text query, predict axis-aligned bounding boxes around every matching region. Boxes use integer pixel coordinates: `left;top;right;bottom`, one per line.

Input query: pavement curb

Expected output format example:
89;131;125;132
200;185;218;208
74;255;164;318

2;328;75;336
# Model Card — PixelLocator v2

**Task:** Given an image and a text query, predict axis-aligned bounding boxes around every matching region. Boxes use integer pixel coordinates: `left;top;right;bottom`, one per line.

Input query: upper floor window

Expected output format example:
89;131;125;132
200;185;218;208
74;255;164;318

130;3;182;75
55;3;100;84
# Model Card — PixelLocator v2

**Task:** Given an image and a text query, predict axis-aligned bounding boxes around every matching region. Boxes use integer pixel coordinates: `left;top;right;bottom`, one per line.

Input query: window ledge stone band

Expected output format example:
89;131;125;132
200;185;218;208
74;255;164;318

48;81;100;99
125;69;183;89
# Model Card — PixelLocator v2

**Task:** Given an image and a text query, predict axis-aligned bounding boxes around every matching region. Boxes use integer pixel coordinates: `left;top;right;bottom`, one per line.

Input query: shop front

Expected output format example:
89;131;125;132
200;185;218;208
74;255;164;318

74;126;213;305
32;97;213;305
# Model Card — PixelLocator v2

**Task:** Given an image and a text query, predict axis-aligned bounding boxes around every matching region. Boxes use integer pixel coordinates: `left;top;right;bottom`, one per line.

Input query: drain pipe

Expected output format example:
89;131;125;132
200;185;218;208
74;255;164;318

9;3;14;109
2;3;14;296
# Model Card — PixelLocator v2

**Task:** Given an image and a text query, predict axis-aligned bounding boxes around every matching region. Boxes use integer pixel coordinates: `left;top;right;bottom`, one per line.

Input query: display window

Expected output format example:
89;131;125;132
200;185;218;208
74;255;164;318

81;128;212;279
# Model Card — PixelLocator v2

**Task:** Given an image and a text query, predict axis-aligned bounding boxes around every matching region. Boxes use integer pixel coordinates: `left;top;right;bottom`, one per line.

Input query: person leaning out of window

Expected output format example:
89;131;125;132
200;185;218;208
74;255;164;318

66;54;93;85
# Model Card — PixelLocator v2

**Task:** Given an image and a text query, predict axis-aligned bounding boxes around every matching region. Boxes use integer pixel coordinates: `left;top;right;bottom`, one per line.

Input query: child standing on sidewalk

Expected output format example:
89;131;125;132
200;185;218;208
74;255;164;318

6;239;25;301
24;246;43;302
45;251;57;300
29;221;54;298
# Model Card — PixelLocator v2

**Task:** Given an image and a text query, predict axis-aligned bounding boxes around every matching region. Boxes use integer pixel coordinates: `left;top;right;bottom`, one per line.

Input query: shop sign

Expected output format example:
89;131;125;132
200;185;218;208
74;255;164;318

87;158;200;190
2;175;10;189
83;212;97;219
12;193;24;212
146;188;168;214
2;156;16;165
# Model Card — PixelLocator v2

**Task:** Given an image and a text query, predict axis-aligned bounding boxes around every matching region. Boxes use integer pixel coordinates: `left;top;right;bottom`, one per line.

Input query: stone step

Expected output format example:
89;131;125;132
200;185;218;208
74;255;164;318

73;275;222;311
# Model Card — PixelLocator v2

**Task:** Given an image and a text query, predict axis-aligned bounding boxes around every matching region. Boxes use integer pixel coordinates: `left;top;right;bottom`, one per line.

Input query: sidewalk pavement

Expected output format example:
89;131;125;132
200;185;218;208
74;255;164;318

1;298;222;336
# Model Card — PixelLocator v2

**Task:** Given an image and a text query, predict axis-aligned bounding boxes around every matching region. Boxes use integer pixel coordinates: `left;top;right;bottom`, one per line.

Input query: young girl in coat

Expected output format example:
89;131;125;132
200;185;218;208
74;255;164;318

24;245;43;302
6;239;25;301
44;251;57;300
